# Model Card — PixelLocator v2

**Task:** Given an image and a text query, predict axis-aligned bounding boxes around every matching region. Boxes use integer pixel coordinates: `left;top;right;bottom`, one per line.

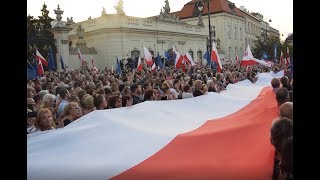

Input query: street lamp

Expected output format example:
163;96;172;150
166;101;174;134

196;0;213;68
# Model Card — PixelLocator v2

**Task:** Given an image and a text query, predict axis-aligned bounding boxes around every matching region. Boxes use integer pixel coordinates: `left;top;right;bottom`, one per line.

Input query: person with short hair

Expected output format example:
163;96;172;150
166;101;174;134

182;84;194;99
131;84;142;105
271;78;281;93
276;87;290;107
121;95;133;107
279;136;293;180
279;102;293;120
34;108;57;132
270;117;293;180
193;80;203;97
61;102;83;127
108;95;122;109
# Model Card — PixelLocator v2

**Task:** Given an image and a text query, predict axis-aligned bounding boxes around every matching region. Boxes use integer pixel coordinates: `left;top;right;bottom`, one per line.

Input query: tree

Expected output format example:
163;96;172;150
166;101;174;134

252;35;282;60
27;3;56;70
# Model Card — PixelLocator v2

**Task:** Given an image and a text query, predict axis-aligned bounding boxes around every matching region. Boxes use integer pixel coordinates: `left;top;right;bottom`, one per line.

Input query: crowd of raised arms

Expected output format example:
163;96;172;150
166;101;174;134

27;61;293;180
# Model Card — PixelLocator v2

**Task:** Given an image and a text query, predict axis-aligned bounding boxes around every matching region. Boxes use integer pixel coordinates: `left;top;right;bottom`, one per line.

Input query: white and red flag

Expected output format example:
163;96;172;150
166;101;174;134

27;70;285;180
151;62;157;72
241;45;271;67
136;57;143;72
35;49;48;67
183;52;196;67
279;50;284;66
143;46;153;66
211;41;222;72
172;45;184;70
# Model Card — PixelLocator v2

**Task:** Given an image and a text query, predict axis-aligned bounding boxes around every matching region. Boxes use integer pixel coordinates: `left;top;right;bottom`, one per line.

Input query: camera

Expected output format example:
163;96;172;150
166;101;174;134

27;111;37;118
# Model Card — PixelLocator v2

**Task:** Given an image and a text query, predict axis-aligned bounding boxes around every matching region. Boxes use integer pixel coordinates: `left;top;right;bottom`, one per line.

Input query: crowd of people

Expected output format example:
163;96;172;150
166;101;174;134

27;60;293;179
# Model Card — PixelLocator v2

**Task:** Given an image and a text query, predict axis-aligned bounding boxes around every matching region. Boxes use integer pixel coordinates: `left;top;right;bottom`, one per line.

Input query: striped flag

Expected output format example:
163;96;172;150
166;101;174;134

35;49;48;67
143;46;153;66
28;70;285;180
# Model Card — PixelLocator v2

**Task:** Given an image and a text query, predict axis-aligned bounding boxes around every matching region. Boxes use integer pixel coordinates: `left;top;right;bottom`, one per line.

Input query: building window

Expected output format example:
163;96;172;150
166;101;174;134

197;51;202;61
188;51;194;60
235;47;237;57
240;28;242;40
247;22;250;32
240;47;243;56
228;25;231;39
228;47;231;60
131;50;140;60
212;26;216;38
235;27;237;39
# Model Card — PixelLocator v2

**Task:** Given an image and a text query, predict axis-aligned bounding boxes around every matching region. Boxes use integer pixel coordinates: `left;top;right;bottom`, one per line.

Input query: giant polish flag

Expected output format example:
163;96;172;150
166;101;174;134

241;45;271;67
28;71;284;180
143;47;153;66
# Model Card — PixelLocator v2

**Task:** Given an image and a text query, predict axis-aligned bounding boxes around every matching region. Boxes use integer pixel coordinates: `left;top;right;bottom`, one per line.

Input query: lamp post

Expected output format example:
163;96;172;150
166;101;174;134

196;0;212;68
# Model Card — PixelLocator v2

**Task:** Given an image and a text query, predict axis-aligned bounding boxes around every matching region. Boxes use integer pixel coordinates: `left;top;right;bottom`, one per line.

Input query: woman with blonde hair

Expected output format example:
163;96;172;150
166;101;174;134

34;108;57;132
82;96;96;115
61;102;83;127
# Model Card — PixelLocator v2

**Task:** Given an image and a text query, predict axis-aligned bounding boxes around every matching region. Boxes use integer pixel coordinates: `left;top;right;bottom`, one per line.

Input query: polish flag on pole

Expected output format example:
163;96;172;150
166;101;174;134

279;50;284;66
151;62;157;72
136;57;143;72
35;49;48;67
172;45;184;70
183;52;196;67
143;47;153;66
241;45;271;67
36;56;45;76
211;41;222;72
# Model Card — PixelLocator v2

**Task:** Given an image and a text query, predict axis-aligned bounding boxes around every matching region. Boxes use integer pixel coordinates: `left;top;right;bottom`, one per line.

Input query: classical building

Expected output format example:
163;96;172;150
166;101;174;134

65;0;207;70
239;6;261;49
176;0;246;61
49;0;281;70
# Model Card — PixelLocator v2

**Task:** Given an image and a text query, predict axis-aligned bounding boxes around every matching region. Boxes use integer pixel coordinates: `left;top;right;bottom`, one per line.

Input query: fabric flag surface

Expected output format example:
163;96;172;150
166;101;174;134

203;50;210;65
241;45;271;67
172;45;183;70
116;57;122;75
279;50;284;66
27;60;37;80
35;49;48;67
211;42;222;72
143;47;153;66
28;71;284;180
156;52;163;70
183;51;196;67
136;57;143;72
48;47;55;71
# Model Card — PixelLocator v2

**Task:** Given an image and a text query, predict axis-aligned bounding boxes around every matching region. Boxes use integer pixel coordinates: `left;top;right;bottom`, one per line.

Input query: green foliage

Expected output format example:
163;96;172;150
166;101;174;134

252;35;293;60
27;3;56;69
252;35;281;59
